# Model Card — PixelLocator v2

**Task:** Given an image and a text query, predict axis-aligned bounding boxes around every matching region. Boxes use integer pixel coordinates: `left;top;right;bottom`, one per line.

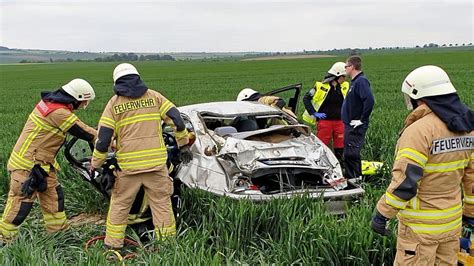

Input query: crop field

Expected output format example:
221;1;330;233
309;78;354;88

0;50;473;265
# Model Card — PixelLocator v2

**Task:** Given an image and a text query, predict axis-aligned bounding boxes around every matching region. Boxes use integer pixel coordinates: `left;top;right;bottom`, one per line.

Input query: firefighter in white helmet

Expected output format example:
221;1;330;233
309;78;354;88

302;62;349;163
0;79;97;243
371;65;474;265
91;63;192;249
236;88;297;118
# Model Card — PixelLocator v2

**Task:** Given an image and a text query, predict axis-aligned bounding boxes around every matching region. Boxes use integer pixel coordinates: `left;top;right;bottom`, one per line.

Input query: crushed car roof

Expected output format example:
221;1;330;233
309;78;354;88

178;101;281;116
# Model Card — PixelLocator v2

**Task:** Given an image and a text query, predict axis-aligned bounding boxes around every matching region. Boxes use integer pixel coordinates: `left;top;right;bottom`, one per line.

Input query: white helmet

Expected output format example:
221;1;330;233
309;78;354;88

402;65;456;100
328;62;347;77
113;63;139;83
236;88;258;101
62;78;95;101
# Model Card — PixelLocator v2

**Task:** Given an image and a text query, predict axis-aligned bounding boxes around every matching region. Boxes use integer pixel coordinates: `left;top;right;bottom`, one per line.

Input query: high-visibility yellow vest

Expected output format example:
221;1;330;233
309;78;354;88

302;81;349;125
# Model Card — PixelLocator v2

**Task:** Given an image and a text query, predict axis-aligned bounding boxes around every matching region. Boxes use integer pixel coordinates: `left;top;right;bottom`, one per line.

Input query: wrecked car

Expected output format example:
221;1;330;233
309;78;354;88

65;84;365;227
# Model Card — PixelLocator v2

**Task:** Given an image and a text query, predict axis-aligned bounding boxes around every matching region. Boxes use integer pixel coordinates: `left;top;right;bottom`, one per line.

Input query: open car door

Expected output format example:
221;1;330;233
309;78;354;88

263;83;302;114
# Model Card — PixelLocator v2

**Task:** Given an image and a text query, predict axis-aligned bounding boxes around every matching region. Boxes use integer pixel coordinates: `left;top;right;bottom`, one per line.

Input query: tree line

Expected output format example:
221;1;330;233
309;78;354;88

94;53;175;62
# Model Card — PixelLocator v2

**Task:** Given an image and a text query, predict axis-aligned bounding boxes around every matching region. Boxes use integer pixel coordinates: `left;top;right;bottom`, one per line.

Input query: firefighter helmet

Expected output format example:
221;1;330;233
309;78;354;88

62;78;95;101
402;65;456;100
236;88;258;101
327;62;347;77
113;63;140;83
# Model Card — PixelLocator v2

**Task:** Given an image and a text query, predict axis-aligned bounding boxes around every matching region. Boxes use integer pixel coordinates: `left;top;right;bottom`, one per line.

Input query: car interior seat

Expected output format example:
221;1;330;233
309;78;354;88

232;117;259;132
214;126;238;137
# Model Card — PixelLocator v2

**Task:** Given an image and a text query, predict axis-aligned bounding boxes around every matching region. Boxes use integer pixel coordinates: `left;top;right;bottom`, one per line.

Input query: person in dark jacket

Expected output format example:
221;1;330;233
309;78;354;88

341;56;375;180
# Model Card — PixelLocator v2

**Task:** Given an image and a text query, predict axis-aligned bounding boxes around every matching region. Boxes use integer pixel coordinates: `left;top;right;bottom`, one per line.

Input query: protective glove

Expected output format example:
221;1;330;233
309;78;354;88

21;164;48;198
179;146;193;164
350;120;363;128
21;177;37;198
312;112;327;120
101;172;116;192
371;211;390;236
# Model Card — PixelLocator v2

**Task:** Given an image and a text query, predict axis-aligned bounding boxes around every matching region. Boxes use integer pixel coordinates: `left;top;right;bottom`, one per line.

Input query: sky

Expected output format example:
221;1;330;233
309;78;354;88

0;0;472;53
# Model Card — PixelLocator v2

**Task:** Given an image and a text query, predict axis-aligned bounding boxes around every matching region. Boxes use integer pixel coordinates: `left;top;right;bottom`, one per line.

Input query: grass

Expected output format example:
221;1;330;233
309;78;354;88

0;49;473;264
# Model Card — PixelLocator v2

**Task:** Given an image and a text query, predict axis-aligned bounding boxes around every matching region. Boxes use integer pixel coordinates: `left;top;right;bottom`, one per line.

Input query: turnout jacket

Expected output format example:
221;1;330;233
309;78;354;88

376;104;474;242
91;89;189;175
8;101;97;173
256;95;296;118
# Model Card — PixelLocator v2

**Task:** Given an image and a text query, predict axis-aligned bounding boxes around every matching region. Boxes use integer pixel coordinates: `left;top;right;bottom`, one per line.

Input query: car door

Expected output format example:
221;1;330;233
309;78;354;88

263;83;302;114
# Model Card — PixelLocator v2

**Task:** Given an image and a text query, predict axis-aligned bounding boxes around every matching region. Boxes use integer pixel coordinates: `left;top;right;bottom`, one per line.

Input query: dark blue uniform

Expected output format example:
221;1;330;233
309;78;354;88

341;72;374;179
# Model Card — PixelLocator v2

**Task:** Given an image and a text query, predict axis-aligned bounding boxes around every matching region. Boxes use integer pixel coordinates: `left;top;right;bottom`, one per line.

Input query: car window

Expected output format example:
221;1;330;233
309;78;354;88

202;113;296;134
263;83;302;114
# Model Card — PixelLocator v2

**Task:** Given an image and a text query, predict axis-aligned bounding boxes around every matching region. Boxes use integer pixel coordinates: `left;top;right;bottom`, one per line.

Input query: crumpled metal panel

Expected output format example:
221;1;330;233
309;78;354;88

176;104;350;196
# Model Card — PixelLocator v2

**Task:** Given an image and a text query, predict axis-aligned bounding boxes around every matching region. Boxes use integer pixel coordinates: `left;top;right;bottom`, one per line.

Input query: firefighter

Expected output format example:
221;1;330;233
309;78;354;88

0;79;97;243
236;88;297;118
341;56;375;180
371;65;474;265
302;62;348;163
90;63;192;249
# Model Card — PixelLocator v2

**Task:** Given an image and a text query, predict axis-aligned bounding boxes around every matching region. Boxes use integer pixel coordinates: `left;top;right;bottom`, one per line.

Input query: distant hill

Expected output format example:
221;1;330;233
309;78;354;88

0;47;110;63
0;46;257;63
1;44;472;64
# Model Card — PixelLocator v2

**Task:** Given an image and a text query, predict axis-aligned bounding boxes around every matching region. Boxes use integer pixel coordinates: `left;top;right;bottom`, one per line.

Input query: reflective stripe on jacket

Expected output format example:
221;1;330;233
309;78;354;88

7;105;96;173
376;104;474;242
302;81;349;125
91;89;188;175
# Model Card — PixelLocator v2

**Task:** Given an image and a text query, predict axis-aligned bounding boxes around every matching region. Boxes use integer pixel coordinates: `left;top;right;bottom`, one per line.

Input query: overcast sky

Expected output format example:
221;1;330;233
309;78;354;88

0;0;472;52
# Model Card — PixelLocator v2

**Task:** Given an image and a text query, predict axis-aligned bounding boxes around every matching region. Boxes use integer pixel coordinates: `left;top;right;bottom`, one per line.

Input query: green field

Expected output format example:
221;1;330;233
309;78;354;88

0;50;473;265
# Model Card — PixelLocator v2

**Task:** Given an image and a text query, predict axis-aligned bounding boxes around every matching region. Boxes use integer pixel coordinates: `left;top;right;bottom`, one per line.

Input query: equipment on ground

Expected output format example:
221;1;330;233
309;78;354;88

459;226;474;265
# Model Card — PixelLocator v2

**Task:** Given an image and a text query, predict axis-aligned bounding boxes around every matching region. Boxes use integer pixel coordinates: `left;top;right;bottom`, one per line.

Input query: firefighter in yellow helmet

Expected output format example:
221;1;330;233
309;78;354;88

90;63;192;249
302;62;349;163
371;65;474;265
0;79;97;243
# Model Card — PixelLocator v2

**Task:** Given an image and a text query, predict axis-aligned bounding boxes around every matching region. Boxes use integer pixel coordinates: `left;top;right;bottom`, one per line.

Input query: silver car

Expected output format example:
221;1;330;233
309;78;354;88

66;84;364;224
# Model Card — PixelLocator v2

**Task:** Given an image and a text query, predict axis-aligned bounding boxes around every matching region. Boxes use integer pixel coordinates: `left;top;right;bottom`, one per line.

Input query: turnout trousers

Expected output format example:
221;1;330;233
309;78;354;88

0;169;67;240
105;166;176;248
394;223;458;266
343;125;368;179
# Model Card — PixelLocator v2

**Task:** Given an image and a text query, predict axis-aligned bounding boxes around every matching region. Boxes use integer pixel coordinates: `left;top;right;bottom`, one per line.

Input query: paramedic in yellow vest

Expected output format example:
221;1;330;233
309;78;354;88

0;79;97;244
90;63;192;249
302;62;348;162
236;88;297;118
371;65;474;265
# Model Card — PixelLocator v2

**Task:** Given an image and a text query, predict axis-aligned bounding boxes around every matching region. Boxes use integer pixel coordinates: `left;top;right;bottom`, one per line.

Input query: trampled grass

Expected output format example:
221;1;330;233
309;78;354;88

0;49;473;265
